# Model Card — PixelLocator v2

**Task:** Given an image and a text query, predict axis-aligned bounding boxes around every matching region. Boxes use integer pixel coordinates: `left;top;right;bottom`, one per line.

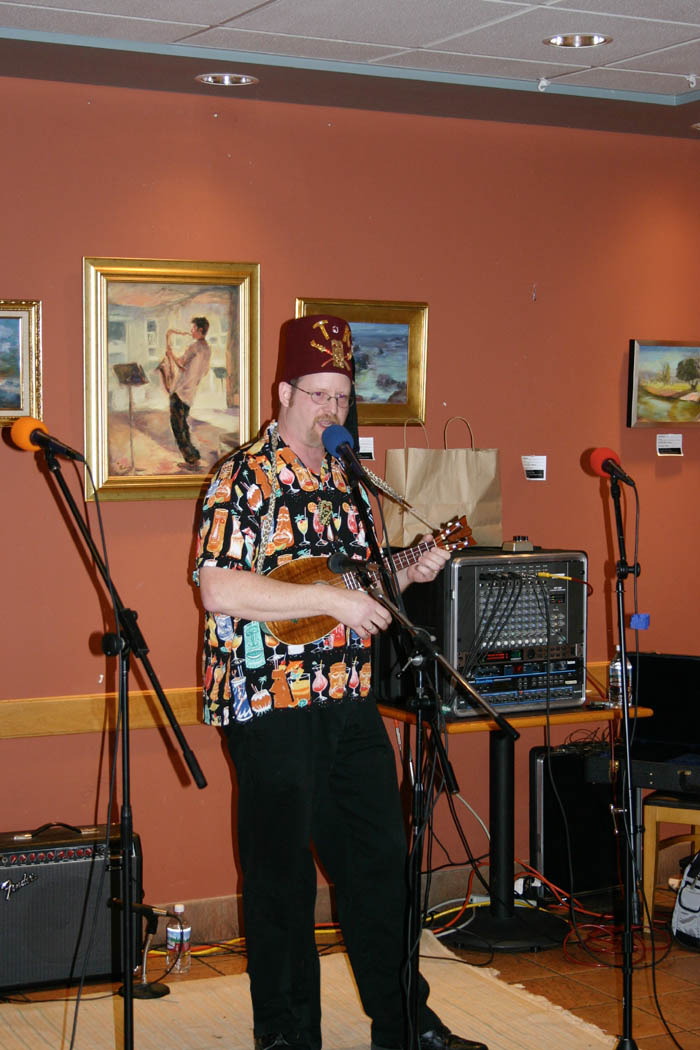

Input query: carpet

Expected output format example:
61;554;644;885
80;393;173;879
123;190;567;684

0;934;615;1050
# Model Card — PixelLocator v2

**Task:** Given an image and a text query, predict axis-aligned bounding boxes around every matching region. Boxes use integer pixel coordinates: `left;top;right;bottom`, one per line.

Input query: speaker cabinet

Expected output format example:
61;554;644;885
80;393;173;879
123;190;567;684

0;823;142;989
529;744;621;898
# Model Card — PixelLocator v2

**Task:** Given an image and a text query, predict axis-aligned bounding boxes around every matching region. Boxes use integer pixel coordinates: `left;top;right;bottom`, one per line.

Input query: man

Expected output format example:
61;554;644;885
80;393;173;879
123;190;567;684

166;316;211;465
194;315;488;1050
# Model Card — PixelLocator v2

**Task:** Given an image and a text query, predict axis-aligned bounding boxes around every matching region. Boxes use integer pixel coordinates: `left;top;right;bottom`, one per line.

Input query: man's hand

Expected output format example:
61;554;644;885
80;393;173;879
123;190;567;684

332;587;392;640
398;539;451;591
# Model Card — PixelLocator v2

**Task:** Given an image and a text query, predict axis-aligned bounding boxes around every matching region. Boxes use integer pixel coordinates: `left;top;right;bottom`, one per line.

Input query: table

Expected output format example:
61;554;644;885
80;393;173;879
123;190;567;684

378;701;653;951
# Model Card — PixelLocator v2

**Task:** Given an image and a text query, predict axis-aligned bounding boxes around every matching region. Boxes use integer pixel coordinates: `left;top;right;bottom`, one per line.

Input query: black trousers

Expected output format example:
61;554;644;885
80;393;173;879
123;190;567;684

225;698;439;1049
169;392;199;461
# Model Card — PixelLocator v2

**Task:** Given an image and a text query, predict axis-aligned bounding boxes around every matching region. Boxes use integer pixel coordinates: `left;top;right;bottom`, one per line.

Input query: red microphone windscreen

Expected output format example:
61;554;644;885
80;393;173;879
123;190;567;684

590;446;621;478
10;416;48;452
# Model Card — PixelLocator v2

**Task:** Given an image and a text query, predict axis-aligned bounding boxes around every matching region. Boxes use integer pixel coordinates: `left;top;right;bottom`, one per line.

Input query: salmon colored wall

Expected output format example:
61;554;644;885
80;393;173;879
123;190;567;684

1;76;699;905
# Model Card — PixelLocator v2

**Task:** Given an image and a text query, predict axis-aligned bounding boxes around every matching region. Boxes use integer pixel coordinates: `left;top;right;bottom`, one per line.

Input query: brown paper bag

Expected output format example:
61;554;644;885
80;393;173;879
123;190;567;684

383;417;502;547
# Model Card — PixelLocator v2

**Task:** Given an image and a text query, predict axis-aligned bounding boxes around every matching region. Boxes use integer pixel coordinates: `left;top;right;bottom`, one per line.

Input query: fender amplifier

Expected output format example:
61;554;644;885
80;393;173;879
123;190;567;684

0;822;142;989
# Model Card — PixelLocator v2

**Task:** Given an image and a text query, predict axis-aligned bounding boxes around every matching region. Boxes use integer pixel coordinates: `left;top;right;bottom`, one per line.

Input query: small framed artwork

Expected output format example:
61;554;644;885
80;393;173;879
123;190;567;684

295;297;428;425
84;257;260;500
0;299;42;427
627;339;700;427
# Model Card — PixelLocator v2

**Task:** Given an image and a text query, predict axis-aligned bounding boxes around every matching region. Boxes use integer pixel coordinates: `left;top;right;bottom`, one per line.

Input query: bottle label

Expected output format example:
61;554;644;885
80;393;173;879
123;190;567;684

167;925;192;950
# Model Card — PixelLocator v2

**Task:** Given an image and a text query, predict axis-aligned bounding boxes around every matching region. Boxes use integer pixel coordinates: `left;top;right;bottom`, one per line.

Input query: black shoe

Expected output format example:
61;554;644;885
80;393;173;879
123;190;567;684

419;1024;488;1050
254;1035;311;1050
371;1025;489;1050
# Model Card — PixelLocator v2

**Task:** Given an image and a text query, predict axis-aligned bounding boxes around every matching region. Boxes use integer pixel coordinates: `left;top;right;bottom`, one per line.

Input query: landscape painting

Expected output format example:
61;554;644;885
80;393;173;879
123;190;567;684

296;297;427;425
352;321;410;406
0;317;21;413
628;339;700;427
84;258;259;500
0;299;42;427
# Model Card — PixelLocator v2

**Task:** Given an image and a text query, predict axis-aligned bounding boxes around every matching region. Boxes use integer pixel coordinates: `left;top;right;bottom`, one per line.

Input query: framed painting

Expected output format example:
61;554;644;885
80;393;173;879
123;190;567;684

84;258;260;500
0;299;42;427
295;297;427;425
627;339;700;427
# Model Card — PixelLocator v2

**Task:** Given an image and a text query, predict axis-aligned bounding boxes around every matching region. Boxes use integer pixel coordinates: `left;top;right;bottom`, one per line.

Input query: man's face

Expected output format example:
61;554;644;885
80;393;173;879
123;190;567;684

279;371;352;450
191;322;204;339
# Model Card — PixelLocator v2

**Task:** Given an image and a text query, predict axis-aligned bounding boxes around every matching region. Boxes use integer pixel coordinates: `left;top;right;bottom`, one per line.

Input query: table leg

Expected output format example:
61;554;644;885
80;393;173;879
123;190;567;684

445;729;567;951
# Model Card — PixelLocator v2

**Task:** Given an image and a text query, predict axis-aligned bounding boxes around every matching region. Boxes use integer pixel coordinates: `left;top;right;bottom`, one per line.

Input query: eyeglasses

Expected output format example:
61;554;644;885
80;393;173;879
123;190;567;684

290;383;355;409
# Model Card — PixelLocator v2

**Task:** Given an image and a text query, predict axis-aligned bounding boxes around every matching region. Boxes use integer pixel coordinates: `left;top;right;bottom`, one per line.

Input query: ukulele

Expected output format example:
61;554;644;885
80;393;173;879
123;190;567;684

264;515;473;646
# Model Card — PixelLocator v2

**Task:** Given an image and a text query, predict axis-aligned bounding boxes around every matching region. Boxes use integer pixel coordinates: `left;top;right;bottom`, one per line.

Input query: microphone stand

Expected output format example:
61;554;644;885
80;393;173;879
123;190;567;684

131;911;170;1000
39;448;207;1050
364;584;519;1049
341;463;517;1050
607;475;641;1050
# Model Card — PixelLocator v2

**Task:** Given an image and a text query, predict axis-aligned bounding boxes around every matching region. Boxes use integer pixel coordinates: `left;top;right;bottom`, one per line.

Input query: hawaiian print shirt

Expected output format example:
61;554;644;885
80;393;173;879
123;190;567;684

194;423;373;726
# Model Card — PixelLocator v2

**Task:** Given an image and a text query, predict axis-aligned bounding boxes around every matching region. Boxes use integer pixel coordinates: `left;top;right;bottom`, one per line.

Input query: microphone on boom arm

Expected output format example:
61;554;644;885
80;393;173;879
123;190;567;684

322;424;371;485
10;416;85;462
326;552;381;575
589;446;635;487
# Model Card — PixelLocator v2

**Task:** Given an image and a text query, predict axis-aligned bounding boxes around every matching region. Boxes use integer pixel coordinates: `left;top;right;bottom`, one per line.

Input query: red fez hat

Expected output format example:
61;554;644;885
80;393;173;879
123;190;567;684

279;315;353;383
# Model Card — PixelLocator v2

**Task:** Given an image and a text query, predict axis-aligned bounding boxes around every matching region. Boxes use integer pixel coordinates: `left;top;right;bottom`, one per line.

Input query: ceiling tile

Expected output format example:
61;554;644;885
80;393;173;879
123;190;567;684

554;65;696;95
429;7;700;64
182;26;403;63
0;5;203;39
224;0;531;49
613;37;700;74
374;48;586;81
0;0;253;16
548;0;700;23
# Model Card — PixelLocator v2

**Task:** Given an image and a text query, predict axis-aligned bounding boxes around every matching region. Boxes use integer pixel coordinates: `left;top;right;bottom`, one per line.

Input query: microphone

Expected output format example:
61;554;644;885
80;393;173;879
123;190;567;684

589;447;635;487
10;416;84;462
111;898;177;919
327;552;380;575
322;424;368;483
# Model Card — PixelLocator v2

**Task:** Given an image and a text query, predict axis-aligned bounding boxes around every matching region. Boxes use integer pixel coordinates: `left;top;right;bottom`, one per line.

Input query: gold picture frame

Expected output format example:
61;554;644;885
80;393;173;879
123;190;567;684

295;297;427;425
84;257;260;500
0;299;42;427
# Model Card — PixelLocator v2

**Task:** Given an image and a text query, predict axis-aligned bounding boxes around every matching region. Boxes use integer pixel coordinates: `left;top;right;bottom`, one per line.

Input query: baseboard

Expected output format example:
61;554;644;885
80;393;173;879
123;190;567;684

157;865;481;945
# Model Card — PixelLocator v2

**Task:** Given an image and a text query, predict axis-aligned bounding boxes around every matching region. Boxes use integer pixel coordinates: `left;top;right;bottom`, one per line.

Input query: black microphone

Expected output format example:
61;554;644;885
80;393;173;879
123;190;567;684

589;446;635;487
11;416;85;462
322;424;370;484
327;552;380;575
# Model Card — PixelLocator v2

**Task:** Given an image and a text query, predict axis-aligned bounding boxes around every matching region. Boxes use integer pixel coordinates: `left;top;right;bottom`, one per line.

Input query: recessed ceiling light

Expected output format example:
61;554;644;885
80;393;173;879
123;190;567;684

195;72;259;87
544;33;612;48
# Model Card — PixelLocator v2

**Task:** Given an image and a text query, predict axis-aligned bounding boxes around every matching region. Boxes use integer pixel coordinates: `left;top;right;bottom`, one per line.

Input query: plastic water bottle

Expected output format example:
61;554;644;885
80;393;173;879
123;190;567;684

608;645;632;706
165;904;191;974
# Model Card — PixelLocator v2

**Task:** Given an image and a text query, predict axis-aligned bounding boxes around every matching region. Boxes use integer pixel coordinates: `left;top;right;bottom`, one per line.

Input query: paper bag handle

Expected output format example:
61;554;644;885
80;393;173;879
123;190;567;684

402;418;430;450
444;415;475;450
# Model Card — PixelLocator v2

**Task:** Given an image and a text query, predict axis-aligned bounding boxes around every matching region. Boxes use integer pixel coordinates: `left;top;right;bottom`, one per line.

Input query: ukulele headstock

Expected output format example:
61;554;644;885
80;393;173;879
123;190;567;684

434;515;474;551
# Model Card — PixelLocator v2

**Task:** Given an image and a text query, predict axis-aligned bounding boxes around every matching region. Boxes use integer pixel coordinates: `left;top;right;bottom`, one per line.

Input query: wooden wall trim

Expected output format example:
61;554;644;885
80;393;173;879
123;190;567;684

0;687;201;739
0;663;609;740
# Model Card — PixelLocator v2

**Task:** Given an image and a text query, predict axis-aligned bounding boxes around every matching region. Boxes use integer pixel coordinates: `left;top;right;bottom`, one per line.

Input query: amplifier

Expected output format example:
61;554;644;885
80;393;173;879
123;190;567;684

530;743;623;897
585;751;700;794
0;822;142;989
374;547;588;719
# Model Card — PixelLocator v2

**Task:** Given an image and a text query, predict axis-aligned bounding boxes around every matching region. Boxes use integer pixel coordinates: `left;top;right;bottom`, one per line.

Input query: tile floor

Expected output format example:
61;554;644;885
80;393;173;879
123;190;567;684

443;893;700;1050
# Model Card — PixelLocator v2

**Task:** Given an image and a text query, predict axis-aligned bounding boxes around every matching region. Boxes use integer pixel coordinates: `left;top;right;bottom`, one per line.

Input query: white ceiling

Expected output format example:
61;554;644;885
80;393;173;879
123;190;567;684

2;0;700;137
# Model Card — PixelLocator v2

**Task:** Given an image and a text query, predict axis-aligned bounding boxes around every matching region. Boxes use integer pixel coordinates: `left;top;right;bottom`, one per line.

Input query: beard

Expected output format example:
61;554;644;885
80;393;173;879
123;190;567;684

306;412;340;446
